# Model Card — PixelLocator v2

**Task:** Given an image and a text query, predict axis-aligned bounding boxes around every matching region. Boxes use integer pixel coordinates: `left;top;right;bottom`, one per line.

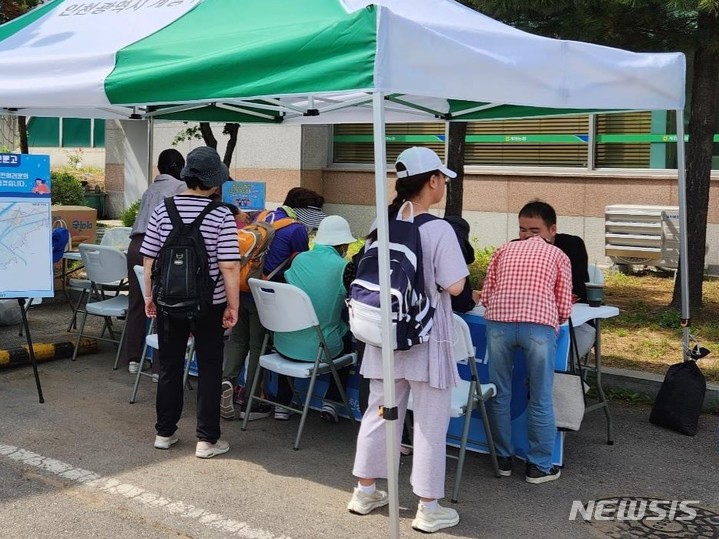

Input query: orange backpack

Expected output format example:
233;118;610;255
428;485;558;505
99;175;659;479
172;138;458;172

238;210;296;293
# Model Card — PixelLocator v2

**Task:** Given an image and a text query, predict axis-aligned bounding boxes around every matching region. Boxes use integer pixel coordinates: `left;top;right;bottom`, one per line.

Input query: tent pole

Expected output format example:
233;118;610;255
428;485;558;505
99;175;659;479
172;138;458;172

146;116;154;187
371;90;400;539
675;110;690;359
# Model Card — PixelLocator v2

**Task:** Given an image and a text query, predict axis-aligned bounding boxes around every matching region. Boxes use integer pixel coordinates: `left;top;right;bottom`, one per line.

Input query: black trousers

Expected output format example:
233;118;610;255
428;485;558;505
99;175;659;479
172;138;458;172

155;304;225;443
124;234;150;368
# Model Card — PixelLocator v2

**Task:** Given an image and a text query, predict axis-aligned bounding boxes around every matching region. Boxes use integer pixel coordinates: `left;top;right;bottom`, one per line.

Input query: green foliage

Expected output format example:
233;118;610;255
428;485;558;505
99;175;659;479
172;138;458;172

50;171;84;206
172;124;204;145
657;309;681;328
120;199;142;228
468;245;496;289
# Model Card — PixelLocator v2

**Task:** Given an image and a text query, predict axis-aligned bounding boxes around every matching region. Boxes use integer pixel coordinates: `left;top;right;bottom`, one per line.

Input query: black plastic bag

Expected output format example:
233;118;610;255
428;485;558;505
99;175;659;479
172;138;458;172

649;361;706;436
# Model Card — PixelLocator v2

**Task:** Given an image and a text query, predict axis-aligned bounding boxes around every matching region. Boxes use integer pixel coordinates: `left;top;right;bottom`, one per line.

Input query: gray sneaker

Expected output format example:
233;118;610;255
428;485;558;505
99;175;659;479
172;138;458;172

411;503;460;533
195;440;230;459
347;487;389;515
220;381;235;420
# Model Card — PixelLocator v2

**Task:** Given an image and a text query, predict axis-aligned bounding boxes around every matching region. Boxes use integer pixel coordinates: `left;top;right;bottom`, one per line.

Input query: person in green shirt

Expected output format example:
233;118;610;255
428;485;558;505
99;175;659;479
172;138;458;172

272;215;356;423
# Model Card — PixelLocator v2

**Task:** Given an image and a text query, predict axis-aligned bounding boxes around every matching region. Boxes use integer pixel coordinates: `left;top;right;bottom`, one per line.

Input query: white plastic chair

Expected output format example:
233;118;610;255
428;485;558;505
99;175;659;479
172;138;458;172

71;244;129;369
242;278;357;450
100;226;132;251
129;265;195;403
407;313;500;503
65;229;131;332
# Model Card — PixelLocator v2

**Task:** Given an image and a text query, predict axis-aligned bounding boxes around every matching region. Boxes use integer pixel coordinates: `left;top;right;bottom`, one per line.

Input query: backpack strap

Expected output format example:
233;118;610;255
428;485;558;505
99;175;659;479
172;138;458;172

271;217;297;231
265;251;299;281
410;213;439;227
191;199;222;229
256;209;297;231
164;197;182;228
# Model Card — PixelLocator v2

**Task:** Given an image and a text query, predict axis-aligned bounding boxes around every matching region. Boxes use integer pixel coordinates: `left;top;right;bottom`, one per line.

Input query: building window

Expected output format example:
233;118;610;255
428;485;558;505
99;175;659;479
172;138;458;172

332;111;717;170
27;118;105;148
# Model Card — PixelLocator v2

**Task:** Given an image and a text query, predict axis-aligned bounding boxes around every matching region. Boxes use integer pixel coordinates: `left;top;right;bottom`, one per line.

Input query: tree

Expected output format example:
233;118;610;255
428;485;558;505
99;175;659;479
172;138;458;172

172;122;240;167
0;0;42;22
460;0;719;314
2;1;43;154
445;122;467;217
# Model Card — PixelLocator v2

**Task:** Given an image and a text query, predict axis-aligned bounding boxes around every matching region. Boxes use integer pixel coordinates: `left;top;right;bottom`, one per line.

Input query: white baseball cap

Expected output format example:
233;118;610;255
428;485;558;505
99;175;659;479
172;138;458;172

395;146;457;179
314;215;356;246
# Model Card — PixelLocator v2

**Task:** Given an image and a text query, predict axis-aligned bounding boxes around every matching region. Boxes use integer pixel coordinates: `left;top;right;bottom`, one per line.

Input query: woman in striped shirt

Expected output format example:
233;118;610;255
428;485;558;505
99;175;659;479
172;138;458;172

141;147;240;459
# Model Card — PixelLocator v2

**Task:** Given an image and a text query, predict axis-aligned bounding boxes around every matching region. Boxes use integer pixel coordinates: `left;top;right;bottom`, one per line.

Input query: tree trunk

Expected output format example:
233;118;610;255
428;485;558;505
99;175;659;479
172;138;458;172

199;122;217;149
18;115;28;154
222;123;239;167
671;11;719;314
445;121;467;217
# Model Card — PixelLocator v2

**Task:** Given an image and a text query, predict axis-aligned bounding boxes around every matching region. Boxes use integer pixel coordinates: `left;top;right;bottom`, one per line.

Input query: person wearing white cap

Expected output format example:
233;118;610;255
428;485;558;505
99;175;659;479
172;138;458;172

348;147;468;533
271;215;357;423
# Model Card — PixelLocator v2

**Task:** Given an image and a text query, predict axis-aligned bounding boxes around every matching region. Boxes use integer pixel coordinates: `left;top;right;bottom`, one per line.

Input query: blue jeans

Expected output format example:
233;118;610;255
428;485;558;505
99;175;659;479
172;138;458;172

486;321;557;473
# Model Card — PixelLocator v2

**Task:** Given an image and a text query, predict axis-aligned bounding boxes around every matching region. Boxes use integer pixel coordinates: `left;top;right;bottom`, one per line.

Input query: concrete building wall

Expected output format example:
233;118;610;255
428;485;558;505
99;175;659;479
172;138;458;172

104;122;719;273
321;167;719;273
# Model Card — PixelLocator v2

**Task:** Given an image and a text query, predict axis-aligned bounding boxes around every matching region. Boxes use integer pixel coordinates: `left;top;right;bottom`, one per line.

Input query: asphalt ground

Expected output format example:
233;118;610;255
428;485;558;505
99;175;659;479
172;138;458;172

1;299;718;539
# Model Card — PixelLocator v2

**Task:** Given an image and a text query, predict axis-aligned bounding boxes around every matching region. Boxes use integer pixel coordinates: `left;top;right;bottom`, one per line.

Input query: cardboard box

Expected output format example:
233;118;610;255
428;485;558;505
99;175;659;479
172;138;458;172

51;205;97;247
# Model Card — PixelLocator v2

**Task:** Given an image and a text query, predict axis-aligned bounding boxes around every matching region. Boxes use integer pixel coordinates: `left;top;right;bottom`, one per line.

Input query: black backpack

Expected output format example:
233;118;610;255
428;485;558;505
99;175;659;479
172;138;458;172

348;213;437;351
152;197;220;321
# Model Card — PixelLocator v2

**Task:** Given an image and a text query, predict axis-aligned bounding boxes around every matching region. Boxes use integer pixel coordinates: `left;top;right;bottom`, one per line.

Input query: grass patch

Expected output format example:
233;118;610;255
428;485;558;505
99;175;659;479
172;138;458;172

601;270;719;383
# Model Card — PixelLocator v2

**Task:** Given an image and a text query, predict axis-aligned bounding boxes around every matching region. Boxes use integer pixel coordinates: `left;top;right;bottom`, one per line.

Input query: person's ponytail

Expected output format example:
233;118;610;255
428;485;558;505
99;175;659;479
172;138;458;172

366;166;435;241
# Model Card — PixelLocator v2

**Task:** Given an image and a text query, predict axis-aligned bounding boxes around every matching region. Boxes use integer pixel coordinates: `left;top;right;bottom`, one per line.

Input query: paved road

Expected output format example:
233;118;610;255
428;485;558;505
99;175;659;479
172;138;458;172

1;301;718;538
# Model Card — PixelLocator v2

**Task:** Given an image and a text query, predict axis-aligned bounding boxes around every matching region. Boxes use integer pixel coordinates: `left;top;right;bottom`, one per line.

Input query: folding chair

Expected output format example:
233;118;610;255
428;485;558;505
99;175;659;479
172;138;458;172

71;244;129;369
65;232;130;332
407;313;500;503
129;265;195;403
100;226;132;251
242;278;357;450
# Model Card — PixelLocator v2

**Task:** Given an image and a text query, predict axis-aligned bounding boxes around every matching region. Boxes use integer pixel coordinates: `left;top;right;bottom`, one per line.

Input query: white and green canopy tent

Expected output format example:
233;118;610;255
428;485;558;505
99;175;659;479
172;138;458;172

0;0;687;536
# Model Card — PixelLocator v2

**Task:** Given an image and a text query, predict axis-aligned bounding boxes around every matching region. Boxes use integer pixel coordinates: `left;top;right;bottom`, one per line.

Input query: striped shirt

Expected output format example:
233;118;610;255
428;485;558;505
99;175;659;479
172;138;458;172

481;235;573;330
140;195;241;305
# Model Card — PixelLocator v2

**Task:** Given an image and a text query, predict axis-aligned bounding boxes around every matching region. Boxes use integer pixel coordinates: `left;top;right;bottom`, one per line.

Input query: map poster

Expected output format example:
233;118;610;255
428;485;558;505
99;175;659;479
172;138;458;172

222;180;265;211
0;154;54;299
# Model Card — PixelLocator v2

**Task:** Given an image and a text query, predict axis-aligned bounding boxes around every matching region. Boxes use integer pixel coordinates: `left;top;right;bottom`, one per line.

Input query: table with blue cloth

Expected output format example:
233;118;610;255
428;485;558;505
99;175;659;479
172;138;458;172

455;305;570;466
264;303;619;466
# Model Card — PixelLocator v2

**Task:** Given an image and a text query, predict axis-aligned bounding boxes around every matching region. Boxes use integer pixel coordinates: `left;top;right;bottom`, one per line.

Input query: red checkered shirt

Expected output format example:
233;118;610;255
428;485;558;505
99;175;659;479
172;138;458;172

481;236;573;330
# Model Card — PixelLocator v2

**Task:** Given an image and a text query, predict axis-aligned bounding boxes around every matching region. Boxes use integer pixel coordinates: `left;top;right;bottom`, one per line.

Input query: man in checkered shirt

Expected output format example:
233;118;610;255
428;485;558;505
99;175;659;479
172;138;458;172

481;231;572;484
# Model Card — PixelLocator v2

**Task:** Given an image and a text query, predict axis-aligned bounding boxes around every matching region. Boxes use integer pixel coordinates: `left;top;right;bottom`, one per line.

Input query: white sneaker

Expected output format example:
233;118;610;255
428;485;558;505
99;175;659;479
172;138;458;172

220;381;235;420
195;440;230;459
411;503;460;533
129;360;151;374
154;434;178;450
347;487;389;515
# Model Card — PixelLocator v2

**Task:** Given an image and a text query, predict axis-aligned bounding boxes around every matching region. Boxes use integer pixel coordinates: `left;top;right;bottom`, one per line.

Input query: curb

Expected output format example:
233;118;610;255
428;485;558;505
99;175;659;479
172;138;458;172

0;338;98;370
597;366;719;412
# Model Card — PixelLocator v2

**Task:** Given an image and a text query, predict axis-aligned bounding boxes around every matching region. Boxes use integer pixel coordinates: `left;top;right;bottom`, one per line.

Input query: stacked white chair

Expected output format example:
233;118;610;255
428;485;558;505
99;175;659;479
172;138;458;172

66;227;131;332
71;244;129;369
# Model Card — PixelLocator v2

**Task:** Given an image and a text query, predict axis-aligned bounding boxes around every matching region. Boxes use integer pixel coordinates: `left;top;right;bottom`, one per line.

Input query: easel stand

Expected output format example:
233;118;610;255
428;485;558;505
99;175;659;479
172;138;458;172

18;298;45;403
